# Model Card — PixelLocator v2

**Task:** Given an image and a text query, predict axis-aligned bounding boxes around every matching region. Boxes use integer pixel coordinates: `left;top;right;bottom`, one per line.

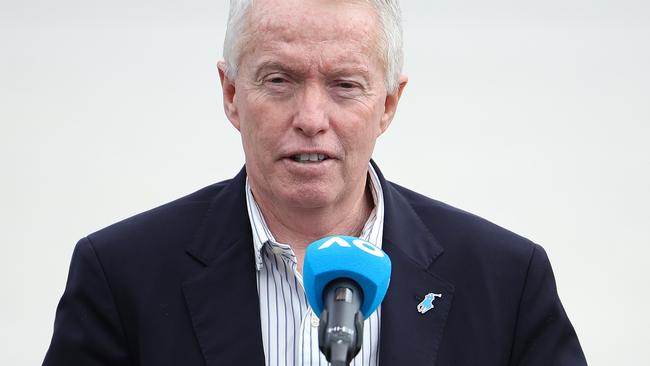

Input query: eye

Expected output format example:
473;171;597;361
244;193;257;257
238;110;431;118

261;73;294;94
268;76;287;84
338;81;356;89
331;80;364;98
263;73;291;85
334;80;360;90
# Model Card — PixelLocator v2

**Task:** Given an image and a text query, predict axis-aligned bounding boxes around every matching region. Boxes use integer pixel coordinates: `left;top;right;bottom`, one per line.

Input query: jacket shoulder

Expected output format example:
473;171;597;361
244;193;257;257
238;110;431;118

86;179;233;257
388;182;537;263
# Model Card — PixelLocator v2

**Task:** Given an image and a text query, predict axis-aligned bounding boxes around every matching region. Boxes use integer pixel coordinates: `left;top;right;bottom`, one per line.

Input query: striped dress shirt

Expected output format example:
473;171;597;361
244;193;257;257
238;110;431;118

245;163;385;366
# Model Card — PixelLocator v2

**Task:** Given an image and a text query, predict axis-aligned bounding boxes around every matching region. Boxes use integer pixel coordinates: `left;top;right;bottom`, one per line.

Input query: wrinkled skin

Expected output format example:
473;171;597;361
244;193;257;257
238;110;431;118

219;0;407;250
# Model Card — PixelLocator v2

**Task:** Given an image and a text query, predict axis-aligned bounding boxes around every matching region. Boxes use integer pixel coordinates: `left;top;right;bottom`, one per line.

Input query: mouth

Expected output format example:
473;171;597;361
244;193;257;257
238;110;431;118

289;153;332;163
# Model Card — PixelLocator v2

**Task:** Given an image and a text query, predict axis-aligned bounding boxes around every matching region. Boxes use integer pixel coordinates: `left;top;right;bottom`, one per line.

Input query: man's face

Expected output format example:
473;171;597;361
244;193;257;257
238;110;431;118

220;0;405;210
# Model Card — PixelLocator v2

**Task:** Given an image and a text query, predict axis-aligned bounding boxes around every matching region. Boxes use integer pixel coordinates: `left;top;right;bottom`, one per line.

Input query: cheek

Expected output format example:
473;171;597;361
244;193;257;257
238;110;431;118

238;97;269;137
334;121;379;168
338;103;384;144
241;91;292;131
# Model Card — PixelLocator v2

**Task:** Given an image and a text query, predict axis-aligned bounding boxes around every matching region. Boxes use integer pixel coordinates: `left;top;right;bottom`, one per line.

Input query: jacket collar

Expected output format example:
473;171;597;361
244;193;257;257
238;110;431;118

182;166;266;365
185;166;251;266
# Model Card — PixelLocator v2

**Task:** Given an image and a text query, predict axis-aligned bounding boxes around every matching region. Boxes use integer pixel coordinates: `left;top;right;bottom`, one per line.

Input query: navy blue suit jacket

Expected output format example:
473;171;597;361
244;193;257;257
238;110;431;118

43;163;587;365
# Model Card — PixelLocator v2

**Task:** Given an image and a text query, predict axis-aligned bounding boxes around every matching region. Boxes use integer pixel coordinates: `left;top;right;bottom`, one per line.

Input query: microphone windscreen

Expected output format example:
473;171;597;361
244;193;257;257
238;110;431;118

303;236;391;319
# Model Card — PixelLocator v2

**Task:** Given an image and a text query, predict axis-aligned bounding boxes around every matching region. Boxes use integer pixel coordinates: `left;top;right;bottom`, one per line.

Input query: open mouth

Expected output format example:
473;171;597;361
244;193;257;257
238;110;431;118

291;153;330;163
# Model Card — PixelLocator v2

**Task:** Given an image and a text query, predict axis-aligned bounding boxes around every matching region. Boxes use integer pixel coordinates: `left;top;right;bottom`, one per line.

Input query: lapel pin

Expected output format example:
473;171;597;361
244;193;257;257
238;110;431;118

417;293;442;314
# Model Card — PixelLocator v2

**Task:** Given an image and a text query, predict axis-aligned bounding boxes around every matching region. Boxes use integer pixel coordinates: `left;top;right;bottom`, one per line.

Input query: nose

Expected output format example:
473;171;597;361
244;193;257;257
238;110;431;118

292;83;329;137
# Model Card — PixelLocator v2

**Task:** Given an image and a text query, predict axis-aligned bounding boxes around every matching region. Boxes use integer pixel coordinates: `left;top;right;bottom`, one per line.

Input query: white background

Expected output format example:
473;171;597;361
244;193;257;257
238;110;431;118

1;0;649;364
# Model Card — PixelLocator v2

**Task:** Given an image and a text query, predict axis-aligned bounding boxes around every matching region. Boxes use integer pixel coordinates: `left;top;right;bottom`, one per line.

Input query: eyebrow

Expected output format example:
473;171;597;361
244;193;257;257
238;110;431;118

253;61;305;81
326;66;371;85
253;60;371;85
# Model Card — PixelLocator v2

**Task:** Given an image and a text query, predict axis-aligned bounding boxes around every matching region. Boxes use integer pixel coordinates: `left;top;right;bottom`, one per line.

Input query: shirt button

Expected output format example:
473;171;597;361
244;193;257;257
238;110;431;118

271;246;283;255
311;313;320;327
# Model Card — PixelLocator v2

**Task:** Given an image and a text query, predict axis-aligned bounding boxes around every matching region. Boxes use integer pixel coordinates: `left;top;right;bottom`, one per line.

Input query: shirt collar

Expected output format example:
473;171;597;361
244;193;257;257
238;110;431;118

245;163;385;271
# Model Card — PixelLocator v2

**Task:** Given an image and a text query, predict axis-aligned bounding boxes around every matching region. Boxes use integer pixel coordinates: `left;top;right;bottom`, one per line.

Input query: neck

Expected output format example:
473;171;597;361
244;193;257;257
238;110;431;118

252;179;374;272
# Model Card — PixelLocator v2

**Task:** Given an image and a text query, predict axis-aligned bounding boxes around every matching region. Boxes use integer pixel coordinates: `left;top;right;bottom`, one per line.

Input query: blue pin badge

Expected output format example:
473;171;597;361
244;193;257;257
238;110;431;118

417;293;442;314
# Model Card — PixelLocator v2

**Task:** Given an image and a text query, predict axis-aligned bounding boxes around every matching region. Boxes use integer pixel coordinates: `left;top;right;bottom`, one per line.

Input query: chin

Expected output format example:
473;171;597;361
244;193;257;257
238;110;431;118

281;186;337;209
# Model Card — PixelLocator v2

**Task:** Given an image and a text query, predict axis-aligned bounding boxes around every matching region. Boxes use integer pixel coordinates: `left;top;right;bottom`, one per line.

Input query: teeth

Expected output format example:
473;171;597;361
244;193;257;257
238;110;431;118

292;153;329;162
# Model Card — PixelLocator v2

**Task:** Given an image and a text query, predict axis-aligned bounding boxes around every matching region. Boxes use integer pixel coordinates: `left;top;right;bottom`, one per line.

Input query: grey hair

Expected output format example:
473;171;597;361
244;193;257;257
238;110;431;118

222;0;404;94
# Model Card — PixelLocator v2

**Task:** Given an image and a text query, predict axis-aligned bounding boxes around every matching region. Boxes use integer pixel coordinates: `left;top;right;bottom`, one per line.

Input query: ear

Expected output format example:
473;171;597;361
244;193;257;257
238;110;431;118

218;61;240;131
379;74;408;135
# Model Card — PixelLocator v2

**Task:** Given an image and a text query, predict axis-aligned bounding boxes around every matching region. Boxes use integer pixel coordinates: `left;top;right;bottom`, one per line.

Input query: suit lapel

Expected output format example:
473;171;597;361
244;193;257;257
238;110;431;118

375;162;455;366
182;168;265;366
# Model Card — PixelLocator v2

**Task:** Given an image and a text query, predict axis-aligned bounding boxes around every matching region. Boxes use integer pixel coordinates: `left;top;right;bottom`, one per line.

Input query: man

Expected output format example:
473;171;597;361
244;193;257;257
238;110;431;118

43;0;587;365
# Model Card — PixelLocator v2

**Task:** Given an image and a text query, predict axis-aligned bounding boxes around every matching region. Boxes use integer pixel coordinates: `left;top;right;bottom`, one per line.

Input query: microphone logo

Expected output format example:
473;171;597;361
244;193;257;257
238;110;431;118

316;236;385;257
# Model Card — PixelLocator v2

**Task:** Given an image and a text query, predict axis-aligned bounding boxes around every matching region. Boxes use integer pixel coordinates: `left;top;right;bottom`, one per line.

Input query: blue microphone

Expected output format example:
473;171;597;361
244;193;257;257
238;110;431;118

303;236;391;366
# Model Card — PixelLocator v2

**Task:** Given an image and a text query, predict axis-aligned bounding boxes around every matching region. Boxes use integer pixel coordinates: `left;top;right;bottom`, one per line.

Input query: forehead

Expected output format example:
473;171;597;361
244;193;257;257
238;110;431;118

250;0;378;41
243;0;381;71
